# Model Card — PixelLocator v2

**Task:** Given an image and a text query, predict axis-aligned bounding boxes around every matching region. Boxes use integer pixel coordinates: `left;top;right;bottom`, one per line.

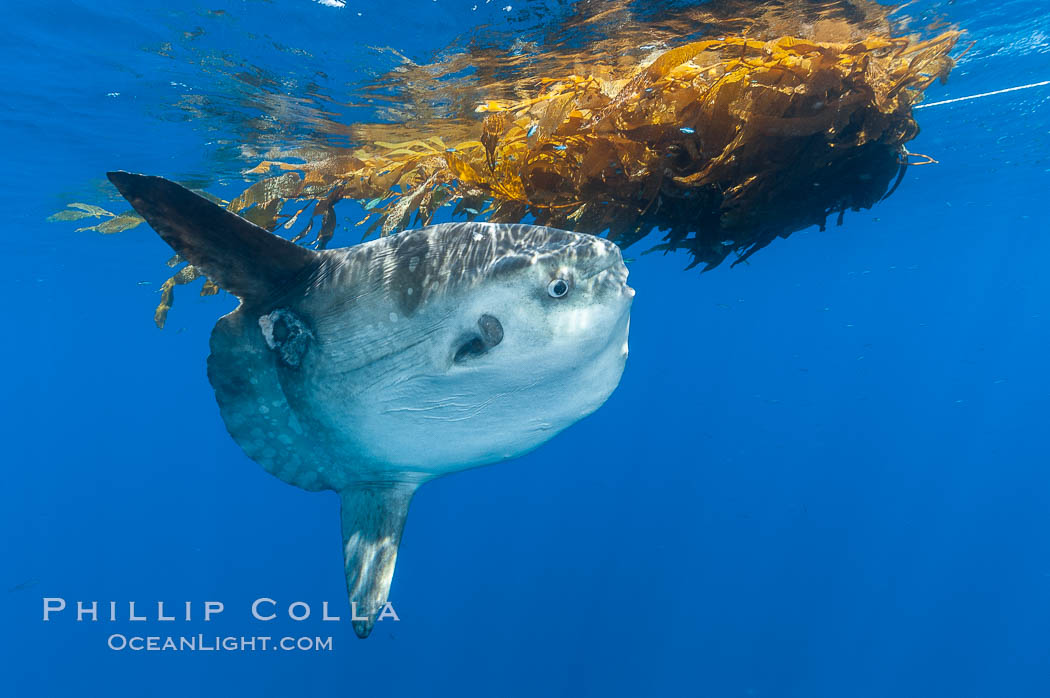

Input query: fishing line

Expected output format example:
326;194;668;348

915;80;1050;109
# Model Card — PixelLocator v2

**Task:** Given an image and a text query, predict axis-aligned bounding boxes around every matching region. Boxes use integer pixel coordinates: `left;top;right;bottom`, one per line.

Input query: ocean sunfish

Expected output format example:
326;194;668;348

107;172;634;637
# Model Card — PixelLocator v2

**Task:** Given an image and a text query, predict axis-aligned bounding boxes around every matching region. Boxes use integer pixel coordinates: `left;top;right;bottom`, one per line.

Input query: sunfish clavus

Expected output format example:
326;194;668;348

107;172;634;637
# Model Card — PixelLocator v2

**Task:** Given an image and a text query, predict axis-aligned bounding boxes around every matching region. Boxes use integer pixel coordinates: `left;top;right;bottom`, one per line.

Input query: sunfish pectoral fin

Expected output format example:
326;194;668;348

106;171;320;305
339;483;416;639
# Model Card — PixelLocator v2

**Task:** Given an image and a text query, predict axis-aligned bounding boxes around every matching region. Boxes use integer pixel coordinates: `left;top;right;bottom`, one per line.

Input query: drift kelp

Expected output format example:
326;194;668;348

250;30;960;261
54;0;962;326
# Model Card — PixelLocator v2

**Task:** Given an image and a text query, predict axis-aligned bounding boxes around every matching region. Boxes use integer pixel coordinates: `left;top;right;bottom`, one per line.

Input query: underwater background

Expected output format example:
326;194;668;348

3;0;1050;695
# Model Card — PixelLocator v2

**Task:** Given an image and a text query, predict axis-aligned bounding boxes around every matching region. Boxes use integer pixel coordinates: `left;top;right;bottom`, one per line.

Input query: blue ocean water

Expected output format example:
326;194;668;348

2;1;1050;695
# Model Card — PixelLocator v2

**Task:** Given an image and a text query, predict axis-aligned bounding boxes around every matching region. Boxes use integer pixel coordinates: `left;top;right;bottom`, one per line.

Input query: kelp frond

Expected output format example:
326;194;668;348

51;0;963;326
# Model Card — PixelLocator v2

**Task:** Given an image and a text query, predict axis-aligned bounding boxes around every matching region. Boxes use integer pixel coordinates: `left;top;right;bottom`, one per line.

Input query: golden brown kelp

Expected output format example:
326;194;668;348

252;24;960;269
55;0;963;326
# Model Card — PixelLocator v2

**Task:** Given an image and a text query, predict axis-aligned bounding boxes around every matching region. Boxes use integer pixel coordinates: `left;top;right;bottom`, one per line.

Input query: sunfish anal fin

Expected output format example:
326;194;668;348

339;483;416;639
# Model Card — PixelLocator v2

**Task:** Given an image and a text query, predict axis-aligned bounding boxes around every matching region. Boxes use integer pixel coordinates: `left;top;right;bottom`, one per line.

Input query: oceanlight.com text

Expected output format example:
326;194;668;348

107;634;333;652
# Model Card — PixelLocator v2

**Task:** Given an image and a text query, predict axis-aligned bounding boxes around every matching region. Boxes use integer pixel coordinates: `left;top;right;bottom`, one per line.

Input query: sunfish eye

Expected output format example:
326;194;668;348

547;278;570;298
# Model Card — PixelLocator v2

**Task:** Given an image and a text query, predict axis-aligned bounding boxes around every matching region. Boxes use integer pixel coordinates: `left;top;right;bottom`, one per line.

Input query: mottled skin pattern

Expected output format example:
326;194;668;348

106;174;633;638
210;222;631;489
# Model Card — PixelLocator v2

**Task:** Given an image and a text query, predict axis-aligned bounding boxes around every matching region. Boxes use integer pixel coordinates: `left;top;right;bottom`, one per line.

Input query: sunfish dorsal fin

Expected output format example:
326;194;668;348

106;171;319;305
339;484;417;639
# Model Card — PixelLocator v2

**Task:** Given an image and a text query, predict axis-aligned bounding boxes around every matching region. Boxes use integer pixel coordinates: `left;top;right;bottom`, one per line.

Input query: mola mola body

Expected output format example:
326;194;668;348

108;171;633;637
